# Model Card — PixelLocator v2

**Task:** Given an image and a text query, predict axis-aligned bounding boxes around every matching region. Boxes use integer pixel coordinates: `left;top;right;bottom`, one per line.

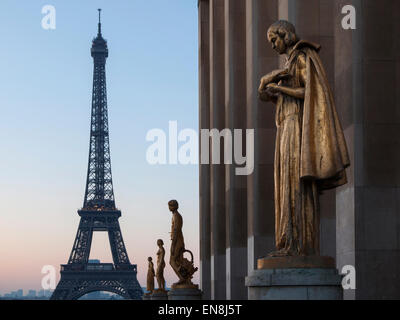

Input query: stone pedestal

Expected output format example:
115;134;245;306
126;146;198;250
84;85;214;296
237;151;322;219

167;287;203;300
246;256;343;300
151;291;168;300
142;294;151;301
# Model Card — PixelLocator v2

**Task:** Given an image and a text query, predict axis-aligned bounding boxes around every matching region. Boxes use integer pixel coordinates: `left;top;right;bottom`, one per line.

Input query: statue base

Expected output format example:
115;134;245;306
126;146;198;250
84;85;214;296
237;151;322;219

151;290;168;300
142;293;152;301
167;287;202;300
171;282;199;290
245;256;343;300
258;255;335;269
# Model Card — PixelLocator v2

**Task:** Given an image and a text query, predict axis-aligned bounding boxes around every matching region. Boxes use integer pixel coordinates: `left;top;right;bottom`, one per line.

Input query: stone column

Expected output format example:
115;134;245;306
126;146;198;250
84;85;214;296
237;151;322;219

209;0;226;300
224;0;248;300
198;0;211;300
246;0;279;275
334;0;400;300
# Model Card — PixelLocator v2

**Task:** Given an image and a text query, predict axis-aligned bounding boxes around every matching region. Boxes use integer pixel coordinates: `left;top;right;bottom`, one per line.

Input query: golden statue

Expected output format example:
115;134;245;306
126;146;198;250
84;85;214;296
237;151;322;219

259;21;350;257
145;257;155;295
155;239;166;292
168;200;198;288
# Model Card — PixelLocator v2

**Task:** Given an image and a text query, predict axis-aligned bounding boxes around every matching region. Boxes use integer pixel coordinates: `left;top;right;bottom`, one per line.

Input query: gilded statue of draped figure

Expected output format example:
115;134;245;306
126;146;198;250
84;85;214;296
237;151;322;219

258;21;350;257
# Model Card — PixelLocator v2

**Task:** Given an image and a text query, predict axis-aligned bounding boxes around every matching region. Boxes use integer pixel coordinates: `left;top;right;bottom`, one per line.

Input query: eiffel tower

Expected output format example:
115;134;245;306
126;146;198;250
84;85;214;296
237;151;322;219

51;9;143;300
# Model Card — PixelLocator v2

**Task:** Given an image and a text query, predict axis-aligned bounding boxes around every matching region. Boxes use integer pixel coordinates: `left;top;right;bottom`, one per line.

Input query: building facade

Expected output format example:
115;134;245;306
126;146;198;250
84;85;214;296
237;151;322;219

199;0;400;300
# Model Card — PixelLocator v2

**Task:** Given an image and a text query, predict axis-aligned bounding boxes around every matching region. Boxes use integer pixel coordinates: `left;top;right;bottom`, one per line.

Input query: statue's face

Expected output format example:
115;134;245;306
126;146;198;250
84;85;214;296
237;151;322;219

268;31;286;55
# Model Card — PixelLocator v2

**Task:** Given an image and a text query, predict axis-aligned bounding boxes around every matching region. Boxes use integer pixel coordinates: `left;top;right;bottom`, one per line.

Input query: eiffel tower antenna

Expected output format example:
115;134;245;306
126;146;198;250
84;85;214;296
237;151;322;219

98;8;102;36
51;10;143;300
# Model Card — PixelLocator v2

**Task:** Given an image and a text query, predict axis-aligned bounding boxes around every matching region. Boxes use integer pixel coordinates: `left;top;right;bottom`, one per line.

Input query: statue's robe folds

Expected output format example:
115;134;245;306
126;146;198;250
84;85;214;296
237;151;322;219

273;40;350;256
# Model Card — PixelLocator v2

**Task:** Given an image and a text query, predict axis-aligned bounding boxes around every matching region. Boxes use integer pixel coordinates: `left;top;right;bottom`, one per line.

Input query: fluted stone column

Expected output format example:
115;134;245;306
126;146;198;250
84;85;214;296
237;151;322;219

209;0;226;300
246;0;279;274
334;0;400;300
333;0;357;300
198;0;211;300
224;0;248;300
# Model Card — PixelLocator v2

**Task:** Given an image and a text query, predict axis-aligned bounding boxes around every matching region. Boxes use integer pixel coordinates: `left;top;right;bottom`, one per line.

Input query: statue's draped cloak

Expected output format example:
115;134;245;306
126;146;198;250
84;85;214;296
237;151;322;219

273;40;349;255
298;41;350;189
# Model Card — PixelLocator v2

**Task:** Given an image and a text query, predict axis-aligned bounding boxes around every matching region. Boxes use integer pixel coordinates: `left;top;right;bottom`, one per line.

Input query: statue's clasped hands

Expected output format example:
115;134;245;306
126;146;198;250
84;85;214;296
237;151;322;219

265;83;280;93
258;68;290;101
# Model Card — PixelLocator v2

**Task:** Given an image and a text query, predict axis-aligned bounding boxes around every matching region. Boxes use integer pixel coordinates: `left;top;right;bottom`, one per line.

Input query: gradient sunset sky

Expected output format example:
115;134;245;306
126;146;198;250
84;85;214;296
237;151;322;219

0;0;199;294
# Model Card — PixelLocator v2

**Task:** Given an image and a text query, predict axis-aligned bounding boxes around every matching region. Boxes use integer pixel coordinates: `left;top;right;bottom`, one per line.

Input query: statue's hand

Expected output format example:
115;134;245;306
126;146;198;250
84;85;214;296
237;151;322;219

259;90;271;102
259;69;289;94
259;86;280;102
266;83;281;94
258;76;270;94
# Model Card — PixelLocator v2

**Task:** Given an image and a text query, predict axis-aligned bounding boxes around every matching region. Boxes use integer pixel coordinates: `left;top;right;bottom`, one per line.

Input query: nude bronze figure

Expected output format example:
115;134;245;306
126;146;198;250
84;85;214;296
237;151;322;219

155;239;166;292
168;200;198;288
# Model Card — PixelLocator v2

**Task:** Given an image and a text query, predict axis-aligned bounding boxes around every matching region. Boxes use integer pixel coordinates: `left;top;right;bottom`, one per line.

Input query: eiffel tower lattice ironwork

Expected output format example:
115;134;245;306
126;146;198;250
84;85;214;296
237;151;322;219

51;9;143;300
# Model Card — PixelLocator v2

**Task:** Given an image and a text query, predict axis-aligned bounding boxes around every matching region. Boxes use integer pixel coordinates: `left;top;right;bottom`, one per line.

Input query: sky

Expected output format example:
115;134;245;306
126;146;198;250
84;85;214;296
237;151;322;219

0;0;199;294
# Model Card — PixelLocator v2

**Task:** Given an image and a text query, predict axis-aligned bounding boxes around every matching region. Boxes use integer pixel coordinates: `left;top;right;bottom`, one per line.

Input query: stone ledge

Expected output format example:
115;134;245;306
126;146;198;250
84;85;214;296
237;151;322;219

246;268;343;300
257;255;335;269
151;291;168;300
246;268;343;287
168;288;203;300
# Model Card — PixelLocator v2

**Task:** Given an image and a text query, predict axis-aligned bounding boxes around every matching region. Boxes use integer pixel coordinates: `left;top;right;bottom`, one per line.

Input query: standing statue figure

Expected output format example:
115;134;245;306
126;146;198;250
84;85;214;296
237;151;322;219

145;257;155;295
258;20;350;257
155;239;166;292
168;200;198;288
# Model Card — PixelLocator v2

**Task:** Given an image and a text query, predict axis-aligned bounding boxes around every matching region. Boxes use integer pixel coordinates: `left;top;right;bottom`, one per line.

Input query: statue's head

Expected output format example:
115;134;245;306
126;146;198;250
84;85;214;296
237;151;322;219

148;257;152;262
157;239;164;246
267;20;298;55
168;200;179;212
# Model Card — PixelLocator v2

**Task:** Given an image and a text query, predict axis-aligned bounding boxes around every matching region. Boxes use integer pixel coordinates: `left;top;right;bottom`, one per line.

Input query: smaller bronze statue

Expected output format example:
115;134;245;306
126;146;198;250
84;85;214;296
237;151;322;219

168;200;198;289
145;257;155;295
155;239;167;292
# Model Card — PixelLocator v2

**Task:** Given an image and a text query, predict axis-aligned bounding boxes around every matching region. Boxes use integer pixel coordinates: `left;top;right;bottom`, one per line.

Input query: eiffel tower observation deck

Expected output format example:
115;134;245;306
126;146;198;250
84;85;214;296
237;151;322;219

51;9;143;300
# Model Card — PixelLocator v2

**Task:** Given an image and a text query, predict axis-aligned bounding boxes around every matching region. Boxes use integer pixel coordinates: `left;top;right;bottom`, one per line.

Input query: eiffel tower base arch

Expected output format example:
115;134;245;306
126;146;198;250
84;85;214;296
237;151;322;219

51;268;143;300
